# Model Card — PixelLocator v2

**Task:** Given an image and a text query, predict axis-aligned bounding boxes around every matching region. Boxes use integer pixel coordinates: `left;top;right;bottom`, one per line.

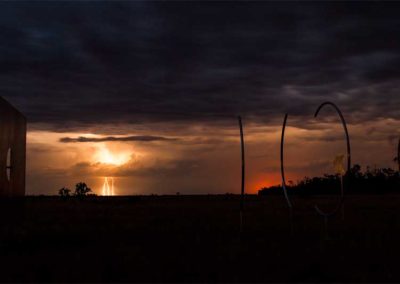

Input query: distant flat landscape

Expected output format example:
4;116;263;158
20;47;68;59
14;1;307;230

0;194;399;282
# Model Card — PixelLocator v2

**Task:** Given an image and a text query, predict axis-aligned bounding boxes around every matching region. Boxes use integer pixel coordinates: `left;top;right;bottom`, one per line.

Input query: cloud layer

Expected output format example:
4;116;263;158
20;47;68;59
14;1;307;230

0;2;399;133
59;135;178;143
2;3;400;195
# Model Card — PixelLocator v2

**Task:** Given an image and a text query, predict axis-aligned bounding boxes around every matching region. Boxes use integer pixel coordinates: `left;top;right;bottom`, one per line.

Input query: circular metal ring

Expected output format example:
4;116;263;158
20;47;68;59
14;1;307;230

313;101;351;217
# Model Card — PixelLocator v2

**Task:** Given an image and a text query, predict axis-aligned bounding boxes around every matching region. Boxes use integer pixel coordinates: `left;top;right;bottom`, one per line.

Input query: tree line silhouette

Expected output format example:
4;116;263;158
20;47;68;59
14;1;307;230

259;164;400;196
58;182;95;197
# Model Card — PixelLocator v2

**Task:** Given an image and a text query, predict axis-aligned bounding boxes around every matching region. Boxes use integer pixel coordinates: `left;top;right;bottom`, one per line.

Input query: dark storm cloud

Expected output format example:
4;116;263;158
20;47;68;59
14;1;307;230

1;2;400;131
59;135;178;143
63;158;201;178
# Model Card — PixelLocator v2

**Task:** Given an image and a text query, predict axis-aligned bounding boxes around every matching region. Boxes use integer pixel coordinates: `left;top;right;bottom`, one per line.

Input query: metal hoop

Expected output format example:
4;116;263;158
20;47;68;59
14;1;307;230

238;116;245;232
397;137;400;172
280;113;292;208
313;101;351;217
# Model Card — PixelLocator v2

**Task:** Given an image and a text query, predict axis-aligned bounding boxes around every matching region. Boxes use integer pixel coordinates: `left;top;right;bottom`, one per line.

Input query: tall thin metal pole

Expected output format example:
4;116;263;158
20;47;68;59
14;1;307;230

280;113;294;234
280;113;292;209
397;137;400;172
238;116;245;234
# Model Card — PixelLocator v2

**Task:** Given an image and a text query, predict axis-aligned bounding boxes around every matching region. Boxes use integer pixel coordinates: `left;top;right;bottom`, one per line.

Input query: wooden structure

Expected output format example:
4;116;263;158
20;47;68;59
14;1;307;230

0;97;26;197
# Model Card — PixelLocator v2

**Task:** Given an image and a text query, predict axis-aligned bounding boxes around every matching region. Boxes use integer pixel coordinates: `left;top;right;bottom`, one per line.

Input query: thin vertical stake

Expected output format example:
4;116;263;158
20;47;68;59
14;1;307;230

340;174;344;220
324;215;329;240
289;207;294;235
238;116;245;234
280;113;294;234
397;137;400;172
280;113;292;208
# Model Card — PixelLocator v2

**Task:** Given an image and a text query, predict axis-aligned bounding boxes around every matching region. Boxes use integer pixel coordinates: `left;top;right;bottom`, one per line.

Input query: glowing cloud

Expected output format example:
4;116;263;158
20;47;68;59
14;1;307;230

94;144;131;166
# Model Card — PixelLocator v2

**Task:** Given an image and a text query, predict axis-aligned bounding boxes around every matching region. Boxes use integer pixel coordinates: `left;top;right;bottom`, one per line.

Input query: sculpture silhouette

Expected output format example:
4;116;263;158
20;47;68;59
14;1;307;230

398;137;400;172
238;116;245;233
314;102;351;171
313;101;350;217
280;113;292;208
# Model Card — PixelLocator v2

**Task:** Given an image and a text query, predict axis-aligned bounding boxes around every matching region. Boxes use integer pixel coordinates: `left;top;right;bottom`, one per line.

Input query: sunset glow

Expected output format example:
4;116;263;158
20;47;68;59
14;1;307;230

24;116;400;196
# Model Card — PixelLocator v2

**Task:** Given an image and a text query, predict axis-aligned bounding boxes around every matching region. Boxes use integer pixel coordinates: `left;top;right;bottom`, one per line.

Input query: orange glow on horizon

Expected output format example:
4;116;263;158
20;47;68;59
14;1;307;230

27;118;400;196
248;173;281;194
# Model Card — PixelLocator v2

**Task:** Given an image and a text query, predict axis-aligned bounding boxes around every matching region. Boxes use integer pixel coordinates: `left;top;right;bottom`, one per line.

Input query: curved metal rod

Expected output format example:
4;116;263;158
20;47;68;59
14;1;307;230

397;137;400;172
280;113;292;208
314;101;350;217
238;116;245;232
314;102;351;171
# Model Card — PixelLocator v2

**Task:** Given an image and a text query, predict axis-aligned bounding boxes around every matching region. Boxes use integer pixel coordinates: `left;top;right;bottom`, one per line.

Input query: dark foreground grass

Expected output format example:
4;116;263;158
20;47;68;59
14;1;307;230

0;194;399;282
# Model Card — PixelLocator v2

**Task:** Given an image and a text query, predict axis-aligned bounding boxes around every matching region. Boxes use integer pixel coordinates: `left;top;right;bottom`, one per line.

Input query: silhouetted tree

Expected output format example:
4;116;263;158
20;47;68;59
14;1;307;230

74;182;92;197
58;187;71;197
259;164;400;196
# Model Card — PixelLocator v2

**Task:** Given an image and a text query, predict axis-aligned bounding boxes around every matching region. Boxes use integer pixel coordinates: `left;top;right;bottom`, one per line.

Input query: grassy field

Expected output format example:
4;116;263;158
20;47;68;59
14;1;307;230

0;194;399;282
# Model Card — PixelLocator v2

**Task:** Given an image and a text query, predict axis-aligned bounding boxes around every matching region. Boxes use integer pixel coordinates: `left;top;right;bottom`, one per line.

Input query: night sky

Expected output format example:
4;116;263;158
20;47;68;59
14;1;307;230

1;2;400;195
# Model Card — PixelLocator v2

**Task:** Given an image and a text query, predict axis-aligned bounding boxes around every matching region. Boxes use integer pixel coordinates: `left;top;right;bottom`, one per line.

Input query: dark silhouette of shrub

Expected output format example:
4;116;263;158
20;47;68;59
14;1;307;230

259;164;400;196
58;187;71;197
74;182;92;197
